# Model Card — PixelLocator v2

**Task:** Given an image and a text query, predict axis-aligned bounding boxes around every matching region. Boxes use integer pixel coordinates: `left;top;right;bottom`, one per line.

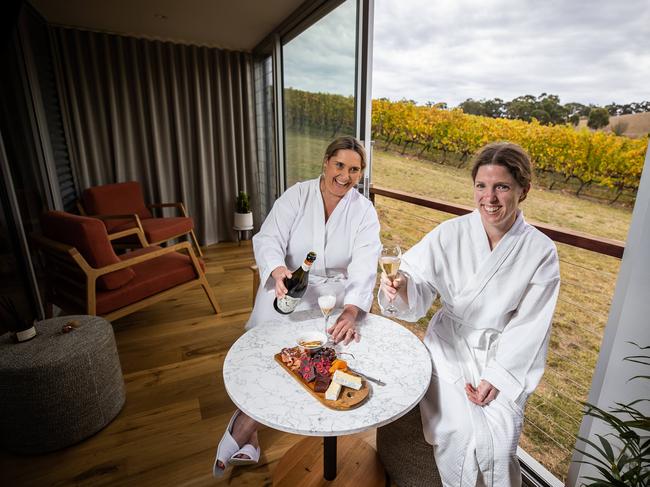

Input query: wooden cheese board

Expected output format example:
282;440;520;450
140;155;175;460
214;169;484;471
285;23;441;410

274;353;370;410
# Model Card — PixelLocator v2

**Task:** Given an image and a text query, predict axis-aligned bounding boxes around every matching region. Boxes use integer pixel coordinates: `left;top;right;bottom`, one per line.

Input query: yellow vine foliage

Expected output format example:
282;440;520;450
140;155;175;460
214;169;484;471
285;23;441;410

372;99;648;192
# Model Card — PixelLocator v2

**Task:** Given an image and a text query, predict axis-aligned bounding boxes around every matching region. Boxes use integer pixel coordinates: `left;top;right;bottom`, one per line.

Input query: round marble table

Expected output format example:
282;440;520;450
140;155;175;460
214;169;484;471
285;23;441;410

223;309;432;485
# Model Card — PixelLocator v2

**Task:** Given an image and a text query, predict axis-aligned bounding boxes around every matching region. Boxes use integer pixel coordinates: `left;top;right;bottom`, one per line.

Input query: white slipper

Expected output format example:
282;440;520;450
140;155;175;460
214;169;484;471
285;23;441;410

229;443;261;466
212;410;242;478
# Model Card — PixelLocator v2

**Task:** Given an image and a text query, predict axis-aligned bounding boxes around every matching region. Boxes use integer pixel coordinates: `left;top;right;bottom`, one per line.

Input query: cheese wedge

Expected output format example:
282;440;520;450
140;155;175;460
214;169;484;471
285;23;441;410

325;380;342;401
332;370;362;390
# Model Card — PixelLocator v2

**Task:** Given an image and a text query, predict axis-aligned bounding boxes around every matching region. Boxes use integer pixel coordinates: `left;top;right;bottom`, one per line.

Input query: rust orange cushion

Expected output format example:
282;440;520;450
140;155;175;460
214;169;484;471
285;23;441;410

94;246;204;314
82;182;153;224
41;211;135;291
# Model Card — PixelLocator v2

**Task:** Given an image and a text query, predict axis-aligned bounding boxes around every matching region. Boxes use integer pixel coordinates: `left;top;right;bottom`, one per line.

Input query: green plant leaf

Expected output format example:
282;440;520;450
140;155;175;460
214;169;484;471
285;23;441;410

596;434;616;462
627;374;650;381
575;443;614;469
576;342;650;486
580;480;617;487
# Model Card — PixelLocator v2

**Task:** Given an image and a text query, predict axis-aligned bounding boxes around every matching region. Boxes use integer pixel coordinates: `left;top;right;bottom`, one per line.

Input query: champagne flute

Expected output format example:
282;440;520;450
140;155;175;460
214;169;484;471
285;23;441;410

380;244;402;315
318;294;336;336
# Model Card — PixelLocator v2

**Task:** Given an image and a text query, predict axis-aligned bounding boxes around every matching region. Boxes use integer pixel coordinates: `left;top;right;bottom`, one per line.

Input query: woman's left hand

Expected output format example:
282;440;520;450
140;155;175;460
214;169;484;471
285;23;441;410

327;304;360;345
465;380;499;406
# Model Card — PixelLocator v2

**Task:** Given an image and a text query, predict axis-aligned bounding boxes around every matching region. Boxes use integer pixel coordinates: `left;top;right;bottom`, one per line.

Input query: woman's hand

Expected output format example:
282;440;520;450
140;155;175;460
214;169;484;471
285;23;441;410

271;266;292;299
465;380;499;406
380;271;408;305
327;304;360;345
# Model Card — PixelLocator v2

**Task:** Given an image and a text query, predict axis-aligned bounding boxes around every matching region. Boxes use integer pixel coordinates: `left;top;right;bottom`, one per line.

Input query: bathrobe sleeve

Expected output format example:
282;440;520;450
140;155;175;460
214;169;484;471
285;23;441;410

343;203;382;311
252;184;302;290
481;247;560;405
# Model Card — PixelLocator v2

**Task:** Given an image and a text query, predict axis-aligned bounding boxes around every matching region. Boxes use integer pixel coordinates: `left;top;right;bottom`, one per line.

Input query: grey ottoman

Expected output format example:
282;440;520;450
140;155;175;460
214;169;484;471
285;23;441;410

377;406;443;487
0;315;125;454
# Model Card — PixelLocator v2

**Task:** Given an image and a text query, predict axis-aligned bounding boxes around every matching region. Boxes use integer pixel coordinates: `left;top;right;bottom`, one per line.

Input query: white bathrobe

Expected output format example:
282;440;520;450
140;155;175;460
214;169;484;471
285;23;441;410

379;210;560;487
247;177;381;328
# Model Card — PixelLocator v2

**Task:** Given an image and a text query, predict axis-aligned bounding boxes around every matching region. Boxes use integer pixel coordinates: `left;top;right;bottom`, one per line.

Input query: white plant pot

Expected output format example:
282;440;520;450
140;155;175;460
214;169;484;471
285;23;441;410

234;212;253;229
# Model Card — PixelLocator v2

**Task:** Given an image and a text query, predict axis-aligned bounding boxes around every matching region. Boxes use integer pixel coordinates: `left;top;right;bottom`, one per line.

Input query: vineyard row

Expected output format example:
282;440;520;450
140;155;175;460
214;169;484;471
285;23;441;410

284;89;648;200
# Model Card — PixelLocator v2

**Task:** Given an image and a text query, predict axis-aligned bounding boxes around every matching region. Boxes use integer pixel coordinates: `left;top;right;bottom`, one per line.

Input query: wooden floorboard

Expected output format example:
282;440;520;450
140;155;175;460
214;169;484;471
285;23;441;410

0;241;381;486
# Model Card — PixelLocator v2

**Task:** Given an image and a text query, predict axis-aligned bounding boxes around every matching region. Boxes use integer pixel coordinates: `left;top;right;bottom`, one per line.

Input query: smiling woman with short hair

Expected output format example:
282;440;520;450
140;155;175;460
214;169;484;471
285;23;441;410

380;142;561;487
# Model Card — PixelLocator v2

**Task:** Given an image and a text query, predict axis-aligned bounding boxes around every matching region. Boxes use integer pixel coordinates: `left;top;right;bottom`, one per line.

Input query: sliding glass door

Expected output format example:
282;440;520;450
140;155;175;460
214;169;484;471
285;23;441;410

282;0;358;187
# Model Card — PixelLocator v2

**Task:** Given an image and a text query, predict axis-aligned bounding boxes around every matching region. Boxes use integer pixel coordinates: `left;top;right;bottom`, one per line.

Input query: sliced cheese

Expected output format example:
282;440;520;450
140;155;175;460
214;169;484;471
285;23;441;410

332;370;362;390
325;380;342;401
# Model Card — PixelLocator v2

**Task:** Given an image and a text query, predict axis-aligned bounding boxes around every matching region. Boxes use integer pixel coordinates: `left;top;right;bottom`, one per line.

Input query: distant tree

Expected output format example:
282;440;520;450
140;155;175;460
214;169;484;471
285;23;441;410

587;107;610;129
610;121;629;136
458;98;485;116
605;101;650;115
537;93;567;124
506;94;537;122
458;98;505;118
565;102;590;118
399;98;418;105
426;101;448;110
483;98;506;118
531;109;551;124
456;95;646;125
504;94;564;125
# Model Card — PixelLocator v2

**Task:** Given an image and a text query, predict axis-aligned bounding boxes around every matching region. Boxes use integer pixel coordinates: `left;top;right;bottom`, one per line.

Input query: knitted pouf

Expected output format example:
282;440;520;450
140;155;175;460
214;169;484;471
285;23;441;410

0;315;125;454
377;406;443;487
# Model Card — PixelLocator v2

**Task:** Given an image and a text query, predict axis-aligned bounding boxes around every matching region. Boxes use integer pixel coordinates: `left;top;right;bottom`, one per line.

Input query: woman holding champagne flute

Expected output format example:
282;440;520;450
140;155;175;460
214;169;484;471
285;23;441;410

380;142;560;487
213;136;381;477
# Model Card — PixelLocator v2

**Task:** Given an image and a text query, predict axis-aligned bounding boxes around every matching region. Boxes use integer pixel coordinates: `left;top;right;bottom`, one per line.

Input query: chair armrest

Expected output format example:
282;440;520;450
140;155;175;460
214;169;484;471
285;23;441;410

107;227;148;247
89;214;147;246
76;199;87;216
91;213;140;222
30;233;92;272
250;264;260;303
147;202;188;217
32;233;76;254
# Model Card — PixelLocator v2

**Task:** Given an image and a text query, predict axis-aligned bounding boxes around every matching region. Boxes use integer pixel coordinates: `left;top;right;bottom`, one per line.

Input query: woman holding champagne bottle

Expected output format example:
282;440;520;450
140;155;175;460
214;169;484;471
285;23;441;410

213;136;381;477
380;142;560;487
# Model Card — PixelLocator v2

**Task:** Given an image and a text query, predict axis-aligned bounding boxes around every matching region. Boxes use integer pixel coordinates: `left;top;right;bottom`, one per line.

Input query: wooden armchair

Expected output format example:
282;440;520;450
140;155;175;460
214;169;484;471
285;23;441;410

251;264;260;304
79;181;203;256
35;211;220;322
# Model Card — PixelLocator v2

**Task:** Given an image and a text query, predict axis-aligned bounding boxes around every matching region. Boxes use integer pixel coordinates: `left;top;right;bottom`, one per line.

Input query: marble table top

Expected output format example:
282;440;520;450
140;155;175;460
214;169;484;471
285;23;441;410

223;309;432;437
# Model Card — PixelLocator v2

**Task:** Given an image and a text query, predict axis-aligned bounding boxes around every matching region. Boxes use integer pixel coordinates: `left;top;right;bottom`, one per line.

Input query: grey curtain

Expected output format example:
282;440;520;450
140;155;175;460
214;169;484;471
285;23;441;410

50;26;258;245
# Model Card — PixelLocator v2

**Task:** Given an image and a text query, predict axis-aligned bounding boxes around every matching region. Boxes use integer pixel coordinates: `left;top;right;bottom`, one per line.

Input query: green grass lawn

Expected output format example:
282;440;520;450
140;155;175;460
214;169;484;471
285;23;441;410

285;130;634;480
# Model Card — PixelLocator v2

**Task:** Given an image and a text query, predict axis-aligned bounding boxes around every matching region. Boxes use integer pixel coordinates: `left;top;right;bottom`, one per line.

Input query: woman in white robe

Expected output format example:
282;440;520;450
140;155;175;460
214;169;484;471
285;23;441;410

213;136;381;477
247;164;381;333
380;142;560;487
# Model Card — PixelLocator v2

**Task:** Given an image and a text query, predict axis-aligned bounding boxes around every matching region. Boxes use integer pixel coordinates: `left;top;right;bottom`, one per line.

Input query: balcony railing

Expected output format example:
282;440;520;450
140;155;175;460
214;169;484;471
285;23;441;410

370;185;625;257
369;184;624;485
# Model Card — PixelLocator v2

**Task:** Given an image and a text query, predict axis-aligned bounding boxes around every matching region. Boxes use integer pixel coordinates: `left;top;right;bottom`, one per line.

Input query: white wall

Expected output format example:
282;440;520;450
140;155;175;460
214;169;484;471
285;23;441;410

568;144;650;485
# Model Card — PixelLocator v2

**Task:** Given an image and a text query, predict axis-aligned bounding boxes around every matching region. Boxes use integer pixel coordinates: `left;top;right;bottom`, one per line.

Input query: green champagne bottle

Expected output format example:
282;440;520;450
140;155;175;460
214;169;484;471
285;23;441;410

273;251;317;314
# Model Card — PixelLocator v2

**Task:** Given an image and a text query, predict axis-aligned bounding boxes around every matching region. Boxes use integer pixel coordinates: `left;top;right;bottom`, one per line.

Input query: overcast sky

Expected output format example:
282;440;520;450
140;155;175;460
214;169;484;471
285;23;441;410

284;0;650;107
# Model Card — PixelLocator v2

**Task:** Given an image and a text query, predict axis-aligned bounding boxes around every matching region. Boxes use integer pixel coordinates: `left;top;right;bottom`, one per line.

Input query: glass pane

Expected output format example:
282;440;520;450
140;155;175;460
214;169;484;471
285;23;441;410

0;182;40;332
371;0;648;482
282;0;357;187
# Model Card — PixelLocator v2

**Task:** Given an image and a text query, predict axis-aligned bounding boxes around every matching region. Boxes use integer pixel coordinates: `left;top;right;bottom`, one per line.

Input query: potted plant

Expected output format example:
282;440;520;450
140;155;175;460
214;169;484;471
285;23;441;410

234;191;253;229
574;342;649;486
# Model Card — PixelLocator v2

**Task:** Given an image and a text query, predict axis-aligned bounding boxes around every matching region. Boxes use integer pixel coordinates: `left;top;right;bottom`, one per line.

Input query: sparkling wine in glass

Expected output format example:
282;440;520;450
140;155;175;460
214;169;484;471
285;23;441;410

318;294;336;335
380;244;402;315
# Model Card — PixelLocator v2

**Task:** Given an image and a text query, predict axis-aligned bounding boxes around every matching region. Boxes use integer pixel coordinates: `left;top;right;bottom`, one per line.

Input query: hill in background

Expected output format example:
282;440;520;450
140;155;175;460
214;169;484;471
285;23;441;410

578;111;650;138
